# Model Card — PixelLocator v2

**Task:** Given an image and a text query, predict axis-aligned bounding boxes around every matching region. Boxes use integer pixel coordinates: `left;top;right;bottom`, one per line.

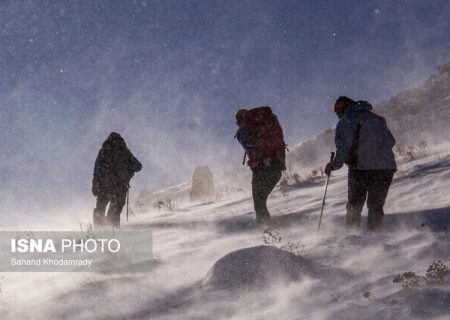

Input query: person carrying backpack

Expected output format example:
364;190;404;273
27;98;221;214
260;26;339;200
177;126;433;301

92;132;142;228
235;106;286;223
324;97;397;232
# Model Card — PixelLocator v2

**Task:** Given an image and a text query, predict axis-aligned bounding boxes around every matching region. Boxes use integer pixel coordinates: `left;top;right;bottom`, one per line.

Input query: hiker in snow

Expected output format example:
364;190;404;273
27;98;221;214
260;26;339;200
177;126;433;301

92;132;142;228
325;96;397;232
235;107;286;223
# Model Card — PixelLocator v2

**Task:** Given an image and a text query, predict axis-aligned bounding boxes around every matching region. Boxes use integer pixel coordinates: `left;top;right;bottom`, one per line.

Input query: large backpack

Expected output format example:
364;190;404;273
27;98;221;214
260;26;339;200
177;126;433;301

241;106;286;162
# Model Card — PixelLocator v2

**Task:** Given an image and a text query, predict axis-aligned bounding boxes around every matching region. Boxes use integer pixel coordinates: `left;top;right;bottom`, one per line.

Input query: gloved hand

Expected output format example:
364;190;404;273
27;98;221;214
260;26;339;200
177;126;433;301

92;181;100;196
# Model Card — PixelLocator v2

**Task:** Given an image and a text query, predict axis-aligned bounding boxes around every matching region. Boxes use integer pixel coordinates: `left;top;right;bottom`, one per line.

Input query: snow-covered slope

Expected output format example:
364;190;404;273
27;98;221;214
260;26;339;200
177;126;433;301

1;143;449;320
2;62;450;320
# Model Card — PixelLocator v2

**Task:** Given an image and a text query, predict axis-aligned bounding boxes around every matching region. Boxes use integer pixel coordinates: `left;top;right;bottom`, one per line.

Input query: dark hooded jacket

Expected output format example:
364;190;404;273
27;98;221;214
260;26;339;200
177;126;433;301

93;133;142;193
332;101;397;171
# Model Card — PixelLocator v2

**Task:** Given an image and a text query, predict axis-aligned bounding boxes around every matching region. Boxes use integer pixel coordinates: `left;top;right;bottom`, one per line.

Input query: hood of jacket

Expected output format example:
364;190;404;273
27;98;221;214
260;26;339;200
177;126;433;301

346;100;373;113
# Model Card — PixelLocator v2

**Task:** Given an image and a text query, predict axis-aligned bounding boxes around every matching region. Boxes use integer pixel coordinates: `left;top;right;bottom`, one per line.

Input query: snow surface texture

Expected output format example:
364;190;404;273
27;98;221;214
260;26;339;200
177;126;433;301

0;144;449;320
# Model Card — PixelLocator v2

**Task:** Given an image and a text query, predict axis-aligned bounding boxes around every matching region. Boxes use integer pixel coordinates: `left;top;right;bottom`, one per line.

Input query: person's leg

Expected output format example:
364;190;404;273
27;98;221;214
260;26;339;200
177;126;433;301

346;170;368;229
264;167;282;199
106;190;127;228
366;170;394;232
93;194;109;228
252;167;268;221
252;166;282;222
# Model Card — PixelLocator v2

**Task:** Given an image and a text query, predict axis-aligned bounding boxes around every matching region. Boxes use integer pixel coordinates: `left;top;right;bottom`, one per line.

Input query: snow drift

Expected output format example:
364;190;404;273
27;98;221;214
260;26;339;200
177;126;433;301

202;245;348;291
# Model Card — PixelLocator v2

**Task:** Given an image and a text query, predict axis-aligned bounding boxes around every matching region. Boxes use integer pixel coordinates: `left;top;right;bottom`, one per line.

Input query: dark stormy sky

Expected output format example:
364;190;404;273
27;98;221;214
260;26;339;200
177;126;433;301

1;1;450;223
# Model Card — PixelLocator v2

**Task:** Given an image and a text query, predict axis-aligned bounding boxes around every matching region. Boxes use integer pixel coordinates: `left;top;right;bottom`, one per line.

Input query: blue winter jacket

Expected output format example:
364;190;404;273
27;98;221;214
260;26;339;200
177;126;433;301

332;101;397;171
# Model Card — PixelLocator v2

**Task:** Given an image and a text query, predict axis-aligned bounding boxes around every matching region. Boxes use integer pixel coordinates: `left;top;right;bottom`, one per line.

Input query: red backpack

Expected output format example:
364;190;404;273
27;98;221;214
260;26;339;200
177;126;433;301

241;106;286;161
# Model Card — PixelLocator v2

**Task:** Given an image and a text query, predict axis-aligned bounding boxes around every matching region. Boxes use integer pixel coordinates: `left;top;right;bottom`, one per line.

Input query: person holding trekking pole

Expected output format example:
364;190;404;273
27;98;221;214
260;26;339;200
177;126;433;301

235;107;287;223
92;132;142;229
324;97;397;232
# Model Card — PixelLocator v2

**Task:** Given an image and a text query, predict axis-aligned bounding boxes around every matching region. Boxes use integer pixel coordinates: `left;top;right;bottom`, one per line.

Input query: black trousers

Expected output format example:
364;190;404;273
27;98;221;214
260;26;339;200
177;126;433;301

251;164;282;221
347;169;395;231
93;189;127;228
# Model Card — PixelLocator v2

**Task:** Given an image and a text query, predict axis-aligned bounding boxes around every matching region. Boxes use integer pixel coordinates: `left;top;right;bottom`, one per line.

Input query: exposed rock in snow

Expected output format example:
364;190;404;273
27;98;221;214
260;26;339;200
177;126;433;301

203;245;346;291
190;165;215;202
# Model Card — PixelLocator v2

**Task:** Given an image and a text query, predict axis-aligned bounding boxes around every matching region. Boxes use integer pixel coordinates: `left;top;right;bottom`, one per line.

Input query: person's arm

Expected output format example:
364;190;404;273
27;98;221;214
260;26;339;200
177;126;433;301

332;116;359;171
93;149;105;180
384;118;396;148
130;154;142;172
92;149;104;196
236;128;264;163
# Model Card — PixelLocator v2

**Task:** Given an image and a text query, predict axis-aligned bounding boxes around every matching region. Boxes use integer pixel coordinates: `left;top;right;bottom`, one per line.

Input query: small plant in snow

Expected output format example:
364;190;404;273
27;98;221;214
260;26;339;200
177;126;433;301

263;228;282;244
292;172;302;184
135;201;146;213
306;168;321;183
394;141;429;162
426;260;448;283
153;200;167;212
152;254;162;265
215;191;223;201
79;222;93;233
393;271;421;288
152;197;180;213
276;171;306;190
330;293;341;302
279;175;290;197
0;275;4;293
405;145;416;161
418;140;428;150
263;229;305;256
394;261;449;289
394;145;417;160
128;207;136;217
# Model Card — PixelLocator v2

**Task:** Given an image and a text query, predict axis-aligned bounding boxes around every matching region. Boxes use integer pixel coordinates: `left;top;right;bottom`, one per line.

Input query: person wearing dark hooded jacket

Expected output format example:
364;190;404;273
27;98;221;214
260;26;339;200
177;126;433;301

92;132;142;228
325;97;397;232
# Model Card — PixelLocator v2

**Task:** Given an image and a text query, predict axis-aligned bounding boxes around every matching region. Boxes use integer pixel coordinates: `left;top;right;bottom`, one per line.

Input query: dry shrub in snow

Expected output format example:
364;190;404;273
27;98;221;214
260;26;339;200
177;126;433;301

393;260;449;288
426;260;449;283
393;271;421;288
263;228;282;244
152;198;180;213
263;229;305;256
279;177;290;197
393;140;429;162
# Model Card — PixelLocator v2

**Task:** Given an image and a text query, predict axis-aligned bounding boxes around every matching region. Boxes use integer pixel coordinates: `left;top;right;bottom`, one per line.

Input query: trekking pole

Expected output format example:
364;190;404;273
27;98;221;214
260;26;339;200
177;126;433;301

317;152;335;232
242;152;247;165
126;187;129;222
